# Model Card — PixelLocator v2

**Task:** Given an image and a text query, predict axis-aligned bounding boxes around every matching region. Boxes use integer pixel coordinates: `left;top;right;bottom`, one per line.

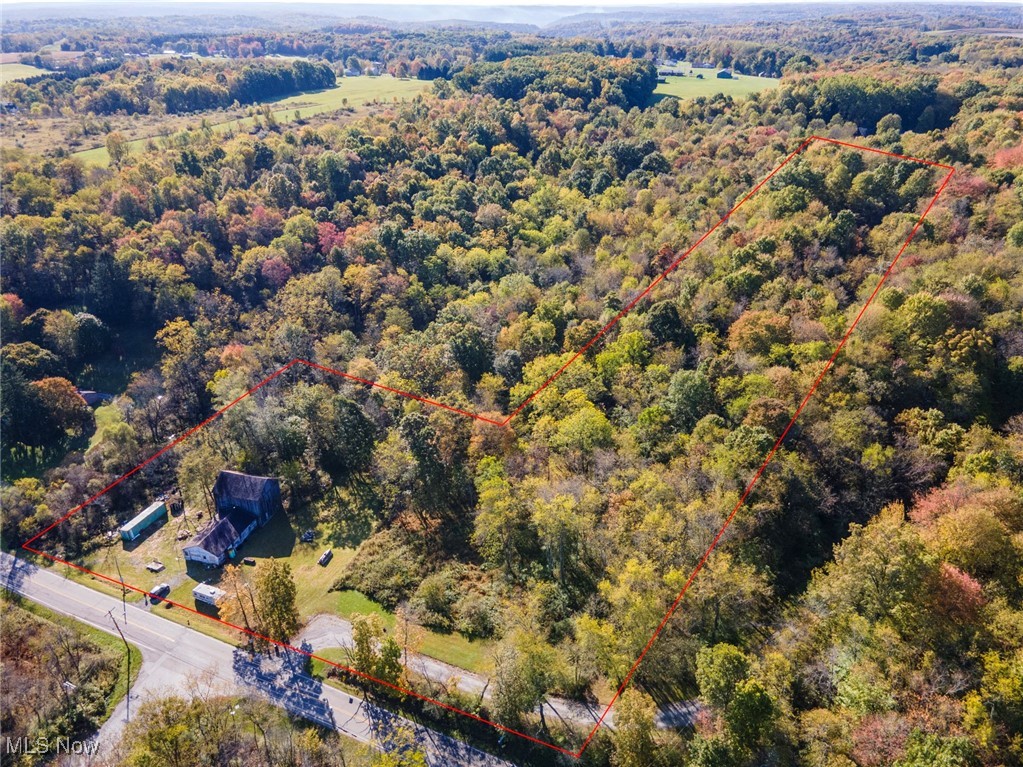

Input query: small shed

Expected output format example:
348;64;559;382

193;583;227;606
119;501;168;542
716;69;733;79
213;471;282;525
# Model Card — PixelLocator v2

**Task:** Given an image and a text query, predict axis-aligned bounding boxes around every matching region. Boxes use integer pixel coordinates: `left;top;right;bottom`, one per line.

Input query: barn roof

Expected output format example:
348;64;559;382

213;470;277;502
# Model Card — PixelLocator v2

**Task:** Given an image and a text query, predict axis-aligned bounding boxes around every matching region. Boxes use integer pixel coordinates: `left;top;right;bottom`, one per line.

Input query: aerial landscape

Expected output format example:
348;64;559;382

1;1;1021;766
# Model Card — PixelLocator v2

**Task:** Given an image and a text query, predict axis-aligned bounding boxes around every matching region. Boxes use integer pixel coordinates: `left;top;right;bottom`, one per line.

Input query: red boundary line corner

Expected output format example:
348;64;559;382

20;135;954;758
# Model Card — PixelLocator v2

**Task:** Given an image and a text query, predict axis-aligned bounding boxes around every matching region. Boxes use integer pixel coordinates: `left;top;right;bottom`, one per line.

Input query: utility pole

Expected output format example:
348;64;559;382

107;610;131;724
114;556;127;623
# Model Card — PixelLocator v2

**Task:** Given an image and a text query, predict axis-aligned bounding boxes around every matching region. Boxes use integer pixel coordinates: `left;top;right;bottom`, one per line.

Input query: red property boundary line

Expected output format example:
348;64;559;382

21;136;954;758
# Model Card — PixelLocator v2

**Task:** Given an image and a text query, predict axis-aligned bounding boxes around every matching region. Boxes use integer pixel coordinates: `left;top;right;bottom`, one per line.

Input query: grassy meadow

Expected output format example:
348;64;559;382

0;62;52;83
74;76;428;166
655;68;779;99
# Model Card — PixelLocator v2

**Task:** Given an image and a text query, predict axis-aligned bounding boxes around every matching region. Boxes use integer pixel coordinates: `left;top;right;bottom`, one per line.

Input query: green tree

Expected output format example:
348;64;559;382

473;457;533;574
725;678;775;745
664;370;714;431
253;559;300;642
450;325;493;385
807;504;934;635
531;492;593;584
318;395;376;480
105;131;131;166
42;309;80;360
611;688;658;767
350;613;384;678
893;733;978;767
372;725;428;767
1;342;66;380
687;735;740;767
375;637;405;691
551;393;613;471
491;626;566;728
696;643;751;711
646;300;693;347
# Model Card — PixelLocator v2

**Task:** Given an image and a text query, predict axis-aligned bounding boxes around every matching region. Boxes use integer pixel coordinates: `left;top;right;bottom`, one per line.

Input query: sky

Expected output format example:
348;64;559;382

6;0;1018;5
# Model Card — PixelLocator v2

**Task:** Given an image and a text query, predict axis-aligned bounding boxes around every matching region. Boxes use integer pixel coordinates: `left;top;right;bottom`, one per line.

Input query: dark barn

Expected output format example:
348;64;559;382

212;471;282;526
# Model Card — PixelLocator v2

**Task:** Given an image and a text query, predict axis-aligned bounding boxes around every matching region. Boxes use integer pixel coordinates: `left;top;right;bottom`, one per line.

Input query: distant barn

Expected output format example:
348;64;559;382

716;69;733;79
77;389;114;407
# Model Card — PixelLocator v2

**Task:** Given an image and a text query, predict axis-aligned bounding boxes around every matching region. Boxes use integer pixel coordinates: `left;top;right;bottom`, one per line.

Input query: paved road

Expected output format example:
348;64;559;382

301;614;701;731
0;553;514;767
302;615;613;729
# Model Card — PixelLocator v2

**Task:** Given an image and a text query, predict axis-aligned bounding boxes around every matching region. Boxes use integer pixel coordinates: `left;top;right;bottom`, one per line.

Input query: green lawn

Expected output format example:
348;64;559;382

70;500;349;643
88;405;122;451
244;508;354;617
0;62;52;83
335;589;492;674
75;76;428;166
655;69;779;100
309;646;360;688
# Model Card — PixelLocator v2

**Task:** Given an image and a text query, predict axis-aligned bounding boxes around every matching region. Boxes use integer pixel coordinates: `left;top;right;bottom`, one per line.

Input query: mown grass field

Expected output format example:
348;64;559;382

75;76;427;166
655;68;779;100
0;62;52;83
335;590;492;673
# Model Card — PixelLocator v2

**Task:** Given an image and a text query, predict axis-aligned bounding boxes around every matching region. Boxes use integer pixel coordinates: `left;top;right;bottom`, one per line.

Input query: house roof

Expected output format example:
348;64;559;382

213;470;277;503
187;516;241;558
185;508;257;559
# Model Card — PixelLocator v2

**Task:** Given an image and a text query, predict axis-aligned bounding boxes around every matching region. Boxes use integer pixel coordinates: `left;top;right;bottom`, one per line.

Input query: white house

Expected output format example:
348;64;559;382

182;508;258;565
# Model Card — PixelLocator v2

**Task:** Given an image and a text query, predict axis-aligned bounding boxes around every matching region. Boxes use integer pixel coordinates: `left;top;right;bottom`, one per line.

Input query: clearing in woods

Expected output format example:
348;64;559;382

654;68;779;100
0;62;53;83
72;76;428;166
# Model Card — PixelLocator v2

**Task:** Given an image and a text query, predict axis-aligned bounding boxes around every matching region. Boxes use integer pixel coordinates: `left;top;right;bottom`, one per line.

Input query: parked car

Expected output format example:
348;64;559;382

150;583;171;603
317;549;333;566
242;557;256;566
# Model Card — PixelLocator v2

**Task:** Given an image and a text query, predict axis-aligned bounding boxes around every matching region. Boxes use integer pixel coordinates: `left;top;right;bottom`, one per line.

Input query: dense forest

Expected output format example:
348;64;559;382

1;8;1022;767
1;57;336;116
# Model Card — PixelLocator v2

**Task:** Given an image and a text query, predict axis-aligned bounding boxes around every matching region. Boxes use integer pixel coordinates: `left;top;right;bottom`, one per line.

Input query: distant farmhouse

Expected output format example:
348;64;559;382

717;69;734;79
182;471;281;566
